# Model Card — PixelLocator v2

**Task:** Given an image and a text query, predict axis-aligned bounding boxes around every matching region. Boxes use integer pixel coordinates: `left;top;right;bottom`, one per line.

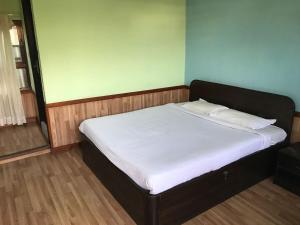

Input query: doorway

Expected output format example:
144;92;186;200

0;0;49;160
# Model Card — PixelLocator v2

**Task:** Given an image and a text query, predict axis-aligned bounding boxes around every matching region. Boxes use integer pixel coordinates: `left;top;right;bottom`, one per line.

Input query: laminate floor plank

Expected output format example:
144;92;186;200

0;123;48;157
0;147;299;225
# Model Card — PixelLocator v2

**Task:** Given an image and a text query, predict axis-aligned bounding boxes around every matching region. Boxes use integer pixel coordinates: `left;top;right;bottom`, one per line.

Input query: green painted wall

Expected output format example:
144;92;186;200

31;0;185;103
186;0;300;111
0;0;21;15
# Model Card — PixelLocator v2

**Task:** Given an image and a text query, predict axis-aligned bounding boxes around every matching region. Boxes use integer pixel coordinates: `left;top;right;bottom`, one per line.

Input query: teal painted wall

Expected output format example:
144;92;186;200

186;0;300;111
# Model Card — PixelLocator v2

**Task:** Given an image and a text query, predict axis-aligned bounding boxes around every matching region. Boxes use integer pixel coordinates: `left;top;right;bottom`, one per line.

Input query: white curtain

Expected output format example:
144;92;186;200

0;15;26;126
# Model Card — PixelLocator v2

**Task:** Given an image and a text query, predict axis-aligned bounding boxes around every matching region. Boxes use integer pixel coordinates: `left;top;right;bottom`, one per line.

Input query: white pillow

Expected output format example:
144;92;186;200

181;101;228;115
210;109;276;130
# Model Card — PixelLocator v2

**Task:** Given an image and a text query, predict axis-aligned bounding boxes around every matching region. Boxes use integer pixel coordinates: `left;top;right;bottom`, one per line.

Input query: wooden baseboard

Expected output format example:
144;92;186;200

0;147;50;165
292;114;300;143
26;117;38;123
46;85;189;108
51;143;79;153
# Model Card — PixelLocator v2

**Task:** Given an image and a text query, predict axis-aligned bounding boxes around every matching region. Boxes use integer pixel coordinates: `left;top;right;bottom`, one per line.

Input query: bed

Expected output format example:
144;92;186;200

79;80;295;225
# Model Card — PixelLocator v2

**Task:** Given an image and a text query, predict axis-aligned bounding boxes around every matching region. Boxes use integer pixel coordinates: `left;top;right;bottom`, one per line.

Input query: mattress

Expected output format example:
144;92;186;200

79;103;287;194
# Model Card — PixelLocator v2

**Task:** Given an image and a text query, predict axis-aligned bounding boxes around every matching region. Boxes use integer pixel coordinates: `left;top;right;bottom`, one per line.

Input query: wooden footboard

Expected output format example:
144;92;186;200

80;138;158;225
80;135;284;225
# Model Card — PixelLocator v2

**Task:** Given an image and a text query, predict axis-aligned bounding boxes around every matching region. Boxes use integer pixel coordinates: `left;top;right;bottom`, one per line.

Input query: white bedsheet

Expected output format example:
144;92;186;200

79;103;286;194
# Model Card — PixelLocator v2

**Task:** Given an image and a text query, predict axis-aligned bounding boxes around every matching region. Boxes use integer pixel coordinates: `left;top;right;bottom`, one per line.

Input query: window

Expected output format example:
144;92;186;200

9;20;31;89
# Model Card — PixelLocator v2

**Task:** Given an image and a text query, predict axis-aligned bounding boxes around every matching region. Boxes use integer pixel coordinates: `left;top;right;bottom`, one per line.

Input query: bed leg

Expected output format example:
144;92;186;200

145;195;159;225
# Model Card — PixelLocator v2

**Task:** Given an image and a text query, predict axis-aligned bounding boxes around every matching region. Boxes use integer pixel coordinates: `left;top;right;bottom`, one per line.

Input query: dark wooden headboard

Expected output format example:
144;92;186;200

189;80;295;143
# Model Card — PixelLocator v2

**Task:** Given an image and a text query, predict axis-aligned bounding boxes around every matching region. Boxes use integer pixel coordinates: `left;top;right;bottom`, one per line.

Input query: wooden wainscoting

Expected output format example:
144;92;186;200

46;86;189;151
291;113;300;143
46;85;300;151
21;89;38;123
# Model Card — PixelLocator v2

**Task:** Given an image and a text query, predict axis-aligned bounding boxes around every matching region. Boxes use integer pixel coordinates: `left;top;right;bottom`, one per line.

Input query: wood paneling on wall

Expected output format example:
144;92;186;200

291;115;300;143
21;89;38;123
46;86;189;150
46;85;300;151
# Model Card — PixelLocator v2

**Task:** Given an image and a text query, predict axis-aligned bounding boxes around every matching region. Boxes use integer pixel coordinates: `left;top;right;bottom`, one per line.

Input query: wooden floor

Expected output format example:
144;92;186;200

0;123;49;157
0;147;299;225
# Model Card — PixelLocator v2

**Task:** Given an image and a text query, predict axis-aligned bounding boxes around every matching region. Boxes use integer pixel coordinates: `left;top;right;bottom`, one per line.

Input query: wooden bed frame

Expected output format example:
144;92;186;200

80;80;295;225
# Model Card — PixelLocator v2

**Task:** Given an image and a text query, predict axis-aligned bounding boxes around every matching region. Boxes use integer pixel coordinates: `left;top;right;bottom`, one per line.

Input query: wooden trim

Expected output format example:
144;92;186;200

292;116;300;143
46;107;55;149
46;85;189;108
295;112;300;117
0;148;50;165
51;143;79;153
20;88;34;94
0;145;49;161
26;117;38;123
16;62;27;69
21;89;39;122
